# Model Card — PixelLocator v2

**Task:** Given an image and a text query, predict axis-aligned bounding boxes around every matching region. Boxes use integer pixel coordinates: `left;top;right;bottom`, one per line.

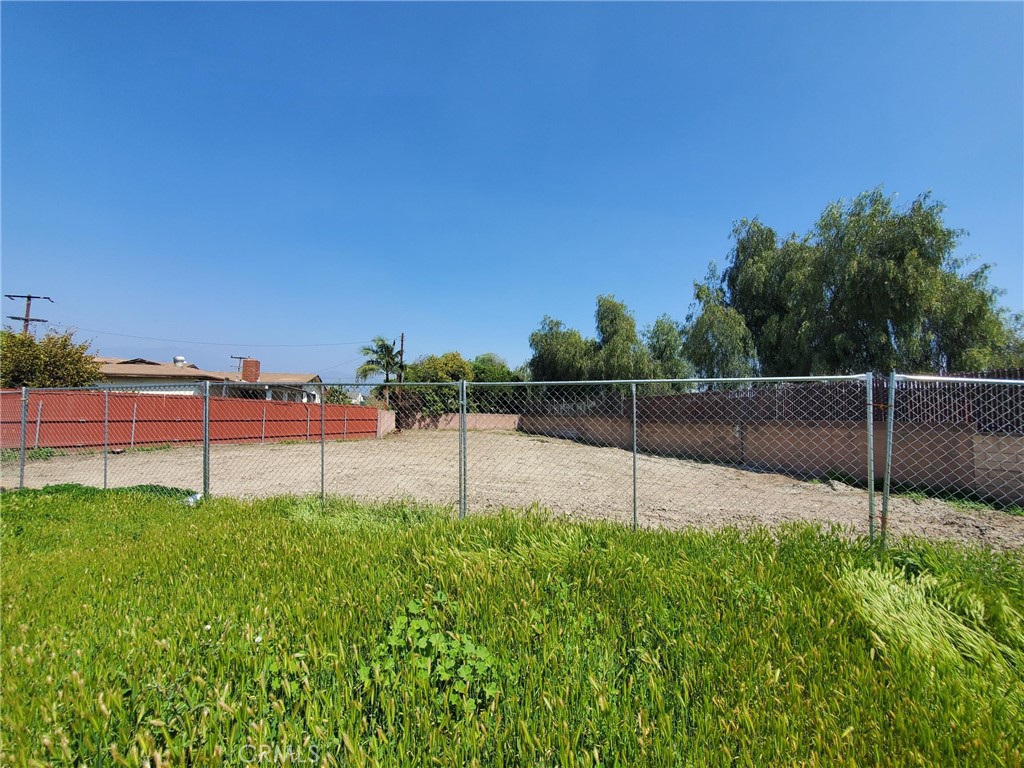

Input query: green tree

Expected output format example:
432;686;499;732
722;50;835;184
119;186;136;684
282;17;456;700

527;317;596;382
356;336;402;383
682;268;758;379
0;329;102;388
594;295;652;380
527;297;660;383
644;314;695;382
714;188;1023;375
404;352;473;415
356;336;402;408
408;352;473;383
921;262;1024;373
470;352;515;383
724;222;820;375
323;386;352;405
811;189;961;373
470;353;523;413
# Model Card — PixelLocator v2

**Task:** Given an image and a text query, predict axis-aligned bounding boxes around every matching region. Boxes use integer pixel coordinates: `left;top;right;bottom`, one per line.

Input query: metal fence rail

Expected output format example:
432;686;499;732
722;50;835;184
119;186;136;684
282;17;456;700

3;374;1023;546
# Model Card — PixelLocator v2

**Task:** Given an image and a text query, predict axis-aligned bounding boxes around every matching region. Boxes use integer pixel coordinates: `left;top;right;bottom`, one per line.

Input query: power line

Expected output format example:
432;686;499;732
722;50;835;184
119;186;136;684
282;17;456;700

49;324;375;349
318;355;364;373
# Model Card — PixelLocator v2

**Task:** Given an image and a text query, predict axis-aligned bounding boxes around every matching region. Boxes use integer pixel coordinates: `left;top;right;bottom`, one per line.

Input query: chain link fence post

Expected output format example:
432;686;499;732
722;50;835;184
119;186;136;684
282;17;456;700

459;380;467;519
103;389;109;490
865;372;875;543
33;401;42;449
882;370;896;544
320;383;326;511
18;387;28;489
631;381;638;531
202;381;211;498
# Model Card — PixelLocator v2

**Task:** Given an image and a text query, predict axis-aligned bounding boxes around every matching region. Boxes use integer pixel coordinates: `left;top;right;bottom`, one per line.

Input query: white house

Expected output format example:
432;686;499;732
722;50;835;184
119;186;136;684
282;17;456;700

207;359;323;403
95;357;323;403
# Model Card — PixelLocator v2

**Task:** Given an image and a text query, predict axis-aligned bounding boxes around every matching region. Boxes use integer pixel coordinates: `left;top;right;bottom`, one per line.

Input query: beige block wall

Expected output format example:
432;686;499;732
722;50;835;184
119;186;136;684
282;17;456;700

402;413;521;431
466;414;521;431
744;422;870;480
972;434;1024;505
638;421;875;481
377;409;396;437
518;415;632;447
402;413;460;430
888;424;975;492
381;409;1019;503
638;422;742;463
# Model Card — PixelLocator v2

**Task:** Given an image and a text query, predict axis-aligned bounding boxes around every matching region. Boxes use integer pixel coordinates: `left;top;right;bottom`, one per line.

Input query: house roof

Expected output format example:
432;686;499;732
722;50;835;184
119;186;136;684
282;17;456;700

95;357;320;385
96;357;231;381
212;372;322;384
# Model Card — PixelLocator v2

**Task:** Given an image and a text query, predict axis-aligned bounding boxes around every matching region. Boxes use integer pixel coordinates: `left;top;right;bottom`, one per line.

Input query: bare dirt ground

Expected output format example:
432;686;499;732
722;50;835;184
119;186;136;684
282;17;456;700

6;430;1024;549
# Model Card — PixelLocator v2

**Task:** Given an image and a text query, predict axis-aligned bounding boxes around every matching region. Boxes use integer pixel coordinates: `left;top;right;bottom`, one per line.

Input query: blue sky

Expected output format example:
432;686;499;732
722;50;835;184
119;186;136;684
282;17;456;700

3;2;1022;380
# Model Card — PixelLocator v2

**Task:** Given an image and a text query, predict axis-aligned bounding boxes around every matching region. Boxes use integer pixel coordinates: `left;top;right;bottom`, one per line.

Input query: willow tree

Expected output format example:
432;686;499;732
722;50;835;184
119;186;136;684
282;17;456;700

707;188;1023;375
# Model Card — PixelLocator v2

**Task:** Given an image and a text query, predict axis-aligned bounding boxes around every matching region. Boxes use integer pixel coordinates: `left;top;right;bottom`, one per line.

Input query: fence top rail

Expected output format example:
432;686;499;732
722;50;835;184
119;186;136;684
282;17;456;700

321;381;460;389
894;374;1024;386
18;373;1024;392
3;383;206;393
466;375;869;387
3;375;871;394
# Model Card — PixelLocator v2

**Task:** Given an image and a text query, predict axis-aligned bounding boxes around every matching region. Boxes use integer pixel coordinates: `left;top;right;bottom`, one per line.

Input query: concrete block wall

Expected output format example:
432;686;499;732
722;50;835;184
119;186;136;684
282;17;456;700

374;408;1023;504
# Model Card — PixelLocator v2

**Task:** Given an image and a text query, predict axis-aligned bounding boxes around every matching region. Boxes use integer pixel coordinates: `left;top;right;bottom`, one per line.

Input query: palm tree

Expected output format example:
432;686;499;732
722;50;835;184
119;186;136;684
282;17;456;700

356;337;400;382
356;336;401;407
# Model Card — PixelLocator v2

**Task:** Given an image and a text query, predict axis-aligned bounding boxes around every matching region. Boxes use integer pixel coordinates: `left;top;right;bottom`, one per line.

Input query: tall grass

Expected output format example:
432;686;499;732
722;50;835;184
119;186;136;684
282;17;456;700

2;486;1022;766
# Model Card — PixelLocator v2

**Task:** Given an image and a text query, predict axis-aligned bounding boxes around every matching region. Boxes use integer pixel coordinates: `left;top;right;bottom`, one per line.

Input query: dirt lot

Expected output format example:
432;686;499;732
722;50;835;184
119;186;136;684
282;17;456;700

7;430;1024;549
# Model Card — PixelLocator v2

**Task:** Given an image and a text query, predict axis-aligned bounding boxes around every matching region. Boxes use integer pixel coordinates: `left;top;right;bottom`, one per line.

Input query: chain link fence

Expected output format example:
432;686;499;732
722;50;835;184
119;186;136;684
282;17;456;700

879;374;1024;542
3;375;1022;546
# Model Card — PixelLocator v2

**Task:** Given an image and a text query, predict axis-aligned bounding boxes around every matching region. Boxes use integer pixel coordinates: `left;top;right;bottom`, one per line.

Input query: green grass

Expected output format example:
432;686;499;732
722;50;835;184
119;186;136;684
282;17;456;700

894;487;1024;516
122;443;175;454
2;486;1023;766
0;446;65;463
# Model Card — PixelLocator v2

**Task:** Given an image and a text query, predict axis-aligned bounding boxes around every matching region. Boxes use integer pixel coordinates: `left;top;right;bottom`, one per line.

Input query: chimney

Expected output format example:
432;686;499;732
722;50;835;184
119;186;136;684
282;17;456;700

241;358;261;382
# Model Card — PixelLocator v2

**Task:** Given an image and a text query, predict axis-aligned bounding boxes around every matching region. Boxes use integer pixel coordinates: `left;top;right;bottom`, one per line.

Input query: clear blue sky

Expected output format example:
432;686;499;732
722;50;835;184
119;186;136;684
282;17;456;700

3;2;1022;380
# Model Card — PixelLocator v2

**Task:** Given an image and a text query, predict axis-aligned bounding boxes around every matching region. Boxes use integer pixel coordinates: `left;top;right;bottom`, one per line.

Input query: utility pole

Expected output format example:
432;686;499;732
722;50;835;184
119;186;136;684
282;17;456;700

399;333;405;383
4;294;53;336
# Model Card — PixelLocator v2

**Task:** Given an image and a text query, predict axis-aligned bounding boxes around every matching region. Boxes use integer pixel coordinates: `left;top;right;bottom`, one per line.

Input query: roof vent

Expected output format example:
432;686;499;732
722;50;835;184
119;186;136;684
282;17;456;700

173;356;187;368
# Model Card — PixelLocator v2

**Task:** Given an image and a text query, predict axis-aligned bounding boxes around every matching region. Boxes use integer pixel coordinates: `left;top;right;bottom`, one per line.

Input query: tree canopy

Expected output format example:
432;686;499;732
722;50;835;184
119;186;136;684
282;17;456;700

0;329;102;388
527;317;595;382
528;295;657;382
644;314;694;381
470;352;518;384
369;189;1021;395
469;353;524;413
406;352;474;384
683;270;757;379
356;337;402;383
695;188;1023;375
401;352;473;416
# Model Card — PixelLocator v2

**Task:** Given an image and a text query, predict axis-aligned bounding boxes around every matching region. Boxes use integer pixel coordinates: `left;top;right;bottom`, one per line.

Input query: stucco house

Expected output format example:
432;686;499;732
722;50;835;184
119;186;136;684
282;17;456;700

96;357;323;403
208;359;323;403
